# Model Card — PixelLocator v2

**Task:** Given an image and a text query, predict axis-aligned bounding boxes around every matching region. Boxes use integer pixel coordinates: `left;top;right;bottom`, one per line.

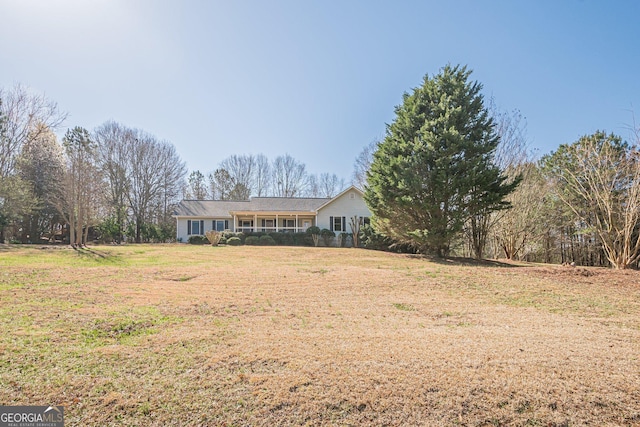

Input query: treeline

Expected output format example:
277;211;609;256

0;85;187;245
3;78;640;269
360;65;640;269
184;154;346;200
0;84;348;245
456;130;640;270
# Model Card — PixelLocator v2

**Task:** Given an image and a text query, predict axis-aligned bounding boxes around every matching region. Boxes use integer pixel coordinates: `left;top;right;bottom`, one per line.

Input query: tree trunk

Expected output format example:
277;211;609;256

136;216;142;243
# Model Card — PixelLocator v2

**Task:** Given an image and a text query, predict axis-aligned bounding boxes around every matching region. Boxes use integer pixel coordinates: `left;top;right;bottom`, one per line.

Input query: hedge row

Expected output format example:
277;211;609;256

188;230;355;247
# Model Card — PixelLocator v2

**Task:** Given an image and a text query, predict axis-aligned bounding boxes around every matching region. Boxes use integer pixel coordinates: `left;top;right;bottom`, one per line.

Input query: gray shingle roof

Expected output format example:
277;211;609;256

174;197;330;218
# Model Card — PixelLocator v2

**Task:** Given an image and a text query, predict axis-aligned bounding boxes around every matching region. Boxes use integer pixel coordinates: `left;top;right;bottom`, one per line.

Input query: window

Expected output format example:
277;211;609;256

330;216;346;232
188;220;204;235
215;220;226;232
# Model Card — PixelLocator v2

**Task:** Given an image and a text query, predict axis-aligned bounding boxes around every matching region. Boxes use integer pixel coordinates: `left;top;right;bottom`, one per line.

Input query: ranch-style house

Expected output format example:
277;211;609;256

173;185;371;242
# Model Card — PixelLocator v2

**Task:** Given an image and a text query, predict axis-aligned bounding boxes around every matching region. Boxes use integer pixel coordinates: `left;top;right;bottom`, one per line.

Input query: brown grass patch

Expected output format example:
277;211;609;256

1;245;639;426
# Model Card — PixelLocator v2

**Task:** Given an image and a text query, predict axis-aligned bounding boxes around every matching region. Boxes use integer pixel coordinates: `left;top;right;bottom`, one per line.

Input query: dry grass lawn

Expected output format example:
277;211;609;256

0;244;639;426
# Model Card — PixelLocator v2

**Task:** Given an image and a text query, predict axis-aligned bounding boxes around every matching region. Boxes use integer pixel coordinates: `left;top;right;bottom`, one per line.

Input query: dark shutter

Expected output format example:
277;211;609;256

187;220;192;235
200;220;204;235
329;216;334;232
225;220;229;230
342;217;346;232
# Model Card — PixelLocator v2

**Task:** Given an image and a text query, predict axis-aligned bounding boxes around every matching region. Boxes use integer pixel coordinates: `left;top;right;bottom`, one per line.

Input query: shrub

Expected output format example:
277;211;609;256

320;228;335;246
305;226;321;235
339;232;350;248
280;232;295;246
293;232;313;246
245;236;260;245
205;230;223;246
268;232;284;245
306;226;321;247
188;235;208;245
227;237;242;246
218;236;227;245
259;235;276;246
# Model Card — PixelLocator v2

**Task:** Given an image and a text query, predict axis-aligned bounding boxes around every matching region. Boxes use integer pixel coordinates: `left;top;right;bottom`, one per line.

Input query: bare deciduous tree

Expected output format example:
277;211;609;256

127;131;186;243
492;162;546;259
318;172;345;198
463;102;529;259
154;141;187;238
306;174;320;197
0;84;67;178
272;154;308;197
489;98;530;172
220;154;255;196
254;154;271;196
56;127;99;246
209;169;233;200
542;131;640;269
185;170;209;200
94;121;133;243
352;139;378;190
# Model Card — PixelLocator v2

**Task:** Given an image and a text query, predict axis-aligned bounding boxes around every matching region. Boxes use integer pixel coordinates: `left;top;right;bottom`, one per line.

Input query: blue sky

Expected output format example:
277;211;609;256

1;0;638;182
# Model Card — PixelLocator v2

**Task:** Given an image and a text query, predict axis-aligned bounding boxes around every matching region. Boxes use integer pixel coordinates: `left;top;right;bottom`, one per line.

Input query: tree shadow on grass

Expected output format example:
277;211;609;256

72;245;122;263
405;254;528;268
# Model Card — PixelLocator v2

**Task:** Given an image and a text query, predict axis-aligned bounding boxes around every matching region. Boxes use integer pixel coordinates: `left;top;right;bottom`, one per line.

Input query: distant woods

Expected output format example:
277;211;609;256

2;77;640;269
185;154;346;201
0;84;348;245
0;87;188;245
361;64;640;269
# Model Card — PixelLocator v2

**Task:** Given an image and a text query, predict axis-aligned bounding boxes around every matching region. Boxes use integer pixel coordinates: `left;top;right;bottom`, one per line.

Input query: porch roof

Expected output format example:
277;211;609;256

174;197;329;219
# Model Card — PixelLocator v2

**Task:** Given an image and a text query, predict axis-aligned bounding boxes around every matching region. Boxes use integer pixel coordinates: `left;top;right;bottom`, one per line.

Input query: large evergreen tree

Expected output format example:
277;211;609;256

365;64;517;257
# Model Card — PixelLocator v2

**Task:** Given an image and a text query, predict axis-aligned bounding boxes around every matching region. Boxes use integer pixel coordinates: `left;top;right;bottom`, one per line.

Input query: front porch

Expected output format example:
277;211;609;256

232;212;316;233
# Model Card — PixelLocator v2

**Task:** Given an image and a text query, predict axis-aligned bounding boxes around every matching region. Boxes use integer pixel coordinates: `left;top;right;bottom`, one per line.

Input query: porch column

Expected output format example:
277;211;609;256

254;214;258;232
275;214;279;232
296;214;299;232
233;214;237;232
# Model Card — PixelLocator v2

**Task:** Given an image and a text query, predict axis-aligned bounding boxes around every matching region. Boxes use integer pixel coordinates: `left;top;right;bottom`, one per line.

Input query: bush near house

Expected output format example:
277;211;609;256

306;226;321;247
339;232;350;248
237;232;313;247
245;236;261;246
187;235;208;245
320;228;335;246
259;235;276;246
223;231;245;244
191;231;317;247
226;237;241;246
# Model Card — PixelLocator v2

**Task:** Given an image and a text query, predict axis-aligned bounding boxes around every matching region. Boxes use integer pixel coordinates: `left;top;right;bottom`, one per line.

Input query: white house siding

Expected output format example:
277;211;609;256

176;217;233;242
176;215;321;241
316;189;371;233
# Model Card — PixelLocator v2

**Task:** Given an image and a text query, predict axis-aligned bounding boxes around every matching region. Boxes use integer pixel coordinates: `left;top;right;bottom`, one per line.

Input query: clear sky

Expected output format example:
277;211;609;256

1;0;638;182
